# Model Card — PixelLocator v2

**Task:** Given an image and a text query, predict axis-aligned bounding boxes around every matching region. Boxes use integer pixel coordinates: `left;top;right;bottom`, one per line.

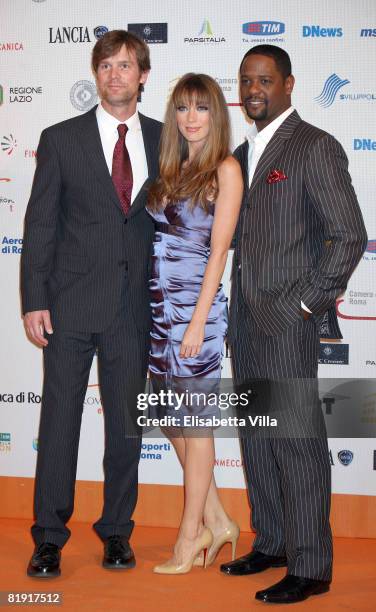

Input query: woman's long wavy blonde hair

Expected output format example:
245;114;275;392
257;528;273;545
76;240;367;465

148;73;230;212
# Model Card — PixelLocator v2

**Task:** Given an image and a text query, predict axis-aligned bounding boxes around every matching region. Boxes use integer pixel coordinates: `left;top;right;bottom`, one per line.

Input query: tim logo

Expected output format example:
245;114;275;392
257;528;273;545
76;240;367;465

337;450;353;466
315;74;350;108
242;22;285;36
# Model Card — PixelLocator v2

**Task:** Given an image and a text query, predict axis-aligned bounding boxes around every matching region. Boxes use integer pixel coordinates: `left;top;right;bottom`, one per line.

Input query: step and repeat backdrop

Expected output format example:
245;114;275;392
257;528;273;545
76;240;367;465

1;0;375;498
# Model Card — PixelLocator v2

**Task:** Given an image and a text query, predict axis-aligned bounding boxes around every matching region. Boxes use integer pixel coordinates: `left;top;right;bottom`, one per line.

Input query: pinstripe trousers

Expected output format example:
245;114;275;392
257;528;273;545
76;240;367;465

230;277;333;581
31;289;150;548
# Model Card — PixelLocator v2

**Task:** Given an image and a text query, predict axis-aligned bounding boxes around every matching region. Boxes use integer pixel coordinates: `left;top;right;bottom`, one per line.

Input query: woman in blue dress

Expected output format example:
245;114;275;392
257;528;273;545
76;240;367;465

147;73;243;574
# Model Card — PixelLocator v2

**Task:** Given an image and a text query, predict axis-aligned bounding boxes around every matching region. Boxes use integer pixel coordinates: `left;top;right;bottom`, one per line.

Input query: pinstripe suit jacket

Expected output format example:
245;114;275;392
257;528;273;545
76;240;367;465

229;110;367;338
21;106;162;333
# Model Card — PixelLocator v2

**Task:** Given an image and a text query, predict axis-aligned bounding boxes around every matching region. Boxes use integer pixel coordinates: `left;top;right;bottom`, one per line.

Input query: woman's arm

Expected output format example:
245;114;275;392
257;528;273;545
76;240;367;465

180;155;243;357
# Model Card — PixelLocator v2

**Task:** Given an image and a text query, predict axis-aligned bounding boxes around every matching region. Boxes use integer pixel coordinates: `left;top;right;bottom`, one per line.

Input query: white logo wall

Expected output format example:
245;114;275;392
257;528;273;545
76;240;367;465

0;0;375;497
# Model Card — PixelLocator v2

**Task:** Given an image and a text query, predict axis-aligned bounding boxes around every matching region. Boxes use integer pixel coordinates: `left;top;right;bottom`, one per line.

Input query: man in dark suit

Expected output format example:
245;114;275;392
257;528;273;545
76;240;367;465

222;45;367;604
21;30;162;578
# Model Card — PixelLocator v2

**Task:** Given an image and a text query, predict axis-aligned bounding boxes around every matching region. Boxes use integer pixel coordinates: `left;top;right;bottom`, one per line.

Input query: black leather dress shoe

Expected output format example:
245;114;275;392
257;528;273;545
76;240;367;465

27;543;61;578
255;574;331;604
220;550;287;575
103;535;136;570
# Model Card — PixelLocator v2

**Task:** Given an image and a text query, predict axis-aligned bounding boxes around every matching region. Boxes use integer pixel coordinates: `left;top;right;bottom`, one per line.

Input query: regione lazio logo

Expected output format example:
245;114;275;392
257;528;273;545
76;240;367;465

70;80;97;112
315;74;350;107
337;450;354;466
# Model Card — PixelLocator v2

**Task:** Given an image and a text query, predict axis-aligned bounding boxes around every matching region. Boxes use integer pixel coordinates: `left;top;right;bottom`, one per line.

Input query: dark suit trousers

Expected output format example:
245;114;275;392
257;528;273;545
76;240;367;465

31;295;149;548
230;280;333;581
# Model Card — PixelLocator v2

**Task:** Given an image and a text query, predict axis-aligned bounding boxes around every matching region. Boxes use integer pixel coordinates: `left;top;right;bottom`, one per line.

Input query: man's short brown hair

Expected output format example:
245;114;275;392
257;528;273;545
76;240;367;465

92;29;151;73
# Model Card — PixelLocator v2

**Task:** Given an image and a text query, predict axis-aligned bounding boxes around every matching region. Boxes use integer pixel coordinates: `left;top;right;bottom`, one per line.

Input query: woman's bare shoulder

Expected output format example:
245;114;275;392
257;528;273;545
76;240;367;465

217;155;242;181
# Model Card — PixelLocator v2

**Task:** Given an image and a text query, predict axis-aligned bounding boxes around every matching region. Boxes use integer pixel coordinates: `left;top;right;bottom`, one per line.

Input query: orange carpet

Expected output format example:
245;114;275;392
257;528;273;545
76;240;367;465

0;519;375;611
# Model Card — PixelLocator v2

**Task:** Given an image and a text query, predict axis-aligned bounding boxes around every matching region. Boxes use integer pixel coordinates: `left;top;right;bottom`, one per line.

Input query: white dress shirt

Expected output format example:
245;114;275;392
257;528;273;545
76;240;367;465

247;106;295;186
96;103;148;204
246;106;311;313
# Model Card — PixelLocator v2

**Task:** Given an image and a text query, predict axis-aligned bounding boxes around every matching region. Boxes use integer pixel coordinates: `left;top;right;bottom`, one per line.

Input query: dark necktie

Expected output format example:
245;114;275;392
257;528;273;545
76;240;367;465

112;124;133;214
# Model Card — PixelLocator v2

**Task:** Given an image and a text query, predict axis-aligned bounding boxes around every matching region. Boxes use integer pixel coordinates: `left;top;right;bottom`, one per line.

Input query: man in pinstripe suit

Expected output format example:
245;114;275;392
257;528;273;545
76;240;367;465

222;46;367;603
21;31;162;577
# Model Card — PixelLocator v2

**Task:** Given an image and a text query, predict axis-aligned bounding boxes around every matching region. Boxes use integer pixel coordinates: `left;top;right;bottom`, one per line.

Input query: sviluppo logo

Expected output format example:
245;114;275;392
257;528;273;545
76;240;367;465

314;74;350;107
315;74;376;108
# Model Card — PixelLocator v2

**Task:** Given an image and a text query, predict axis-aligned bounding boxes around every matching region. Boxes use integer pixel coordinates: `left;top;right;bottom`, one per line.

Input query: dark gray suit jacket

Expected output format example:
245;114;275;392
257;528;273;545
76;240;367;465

229;110;367;339
21;106;162;333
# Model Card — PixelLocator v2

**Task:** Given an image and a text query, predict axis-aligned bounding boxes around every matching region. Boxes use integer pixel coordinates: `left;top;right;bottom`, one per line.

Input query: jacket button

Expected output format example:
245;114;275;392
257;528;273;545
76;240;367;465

124;218;128;225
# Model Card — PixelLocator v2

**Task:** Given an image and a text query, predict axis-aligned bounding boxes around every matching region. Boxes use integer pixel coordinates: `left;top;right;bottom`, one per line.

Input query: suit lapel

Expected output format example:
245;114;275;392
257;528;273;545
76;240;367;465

140;112;159;180
127;112;159;219
237;141;250;194
77;107;160;217
77;106;122;212
249;110;301;195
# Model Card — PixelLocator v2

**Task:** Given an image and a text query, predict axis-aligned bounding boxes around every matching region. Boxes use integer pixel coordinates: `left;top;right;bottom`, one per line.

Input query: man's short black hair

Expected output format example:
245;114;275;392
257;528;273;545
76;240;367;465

240;45;292;79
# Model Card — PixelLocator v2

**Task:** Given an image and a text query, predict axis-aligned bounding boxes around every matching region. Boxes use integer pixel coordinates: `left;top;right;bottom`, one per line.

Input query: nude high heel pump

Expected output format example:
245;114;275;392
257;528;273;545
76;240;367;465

194;520;240;567
153;527;213;575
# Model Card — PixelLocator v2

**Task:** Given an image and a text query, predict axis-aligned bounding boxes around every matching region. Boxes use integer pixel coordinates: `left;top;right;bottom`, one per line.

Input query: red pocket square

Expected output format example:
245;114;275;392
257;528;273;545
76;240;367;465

266;169;288;184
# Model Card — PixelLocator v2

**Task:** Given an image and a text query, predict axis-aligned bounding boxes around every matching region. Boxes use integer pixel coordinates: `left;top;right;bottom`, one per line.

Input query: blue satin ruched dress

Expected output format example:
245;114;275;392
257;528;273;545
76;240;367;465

146;199;228;426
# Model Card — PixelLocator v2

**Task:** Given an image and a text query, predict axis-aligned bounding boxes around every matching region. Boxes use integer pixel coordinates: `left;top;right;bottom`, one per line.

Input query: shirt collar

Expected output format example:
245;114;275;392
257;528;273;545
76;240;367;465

246;106;295;148
96;102;141;133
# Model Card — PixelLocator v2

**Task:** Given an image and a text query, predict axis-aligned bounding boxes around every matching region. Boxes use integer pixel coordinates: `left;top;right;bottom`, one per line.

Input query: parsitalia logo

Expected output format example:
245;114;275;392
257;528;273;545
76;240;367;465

184;19;225;43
